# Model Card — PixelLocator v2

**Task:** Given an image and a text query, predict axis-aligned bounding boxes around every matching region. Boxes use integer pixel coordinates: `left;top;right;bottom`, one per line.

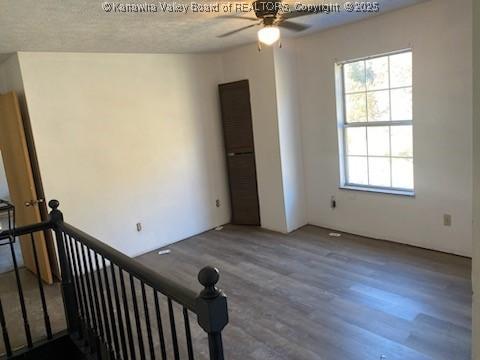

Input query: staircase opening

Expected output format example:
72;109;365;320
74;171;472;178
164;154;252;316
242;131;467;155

0;199;229;359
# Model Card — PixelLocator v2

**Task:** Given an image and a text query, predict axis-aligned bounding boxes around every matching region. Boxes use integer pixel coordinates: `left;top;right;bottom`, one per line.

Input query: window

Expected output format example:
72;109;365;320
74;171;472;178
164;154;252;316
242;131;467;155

337;50;414;194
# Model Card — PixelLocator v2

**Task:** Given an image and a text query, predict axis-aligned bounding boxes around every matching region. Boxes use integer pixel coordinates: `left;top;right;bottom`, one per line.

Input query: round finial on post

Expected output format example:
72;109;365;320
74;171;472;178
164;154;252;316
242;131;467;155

196;265;229;348
48;199;59;211
48;199;63;224
198;266;220;299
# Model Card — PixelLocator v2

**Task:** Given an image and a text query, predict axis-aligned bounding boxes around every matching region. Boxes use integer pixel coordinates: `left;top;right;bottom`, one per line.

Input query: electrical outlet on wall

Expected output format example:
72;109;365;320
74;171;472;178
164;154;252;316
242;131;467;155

216;199;221;208
443;214;452;227
136;222;142;232
330;196;336;209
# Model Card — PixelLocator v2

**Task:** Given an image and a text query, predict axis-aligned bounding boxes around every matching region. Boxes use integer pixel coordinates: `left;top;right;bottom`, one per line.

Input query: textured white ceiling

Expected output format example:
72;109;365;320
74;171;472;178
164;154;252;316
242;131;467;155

0;0;426;56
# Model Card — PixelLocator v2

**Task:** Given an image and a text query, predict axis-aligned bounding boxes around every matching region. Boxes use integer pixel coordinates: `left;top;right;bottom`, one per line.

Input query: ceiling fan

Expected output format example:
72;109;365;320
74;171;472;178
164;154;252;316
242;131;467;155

218;0;316;46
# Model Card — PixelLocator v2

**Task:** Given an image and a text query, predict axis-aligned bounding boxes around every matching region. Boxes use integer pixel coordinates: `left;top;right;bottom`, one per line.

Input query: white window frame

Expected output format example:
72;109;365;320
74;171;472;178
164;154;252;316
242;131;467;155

335;49;415;196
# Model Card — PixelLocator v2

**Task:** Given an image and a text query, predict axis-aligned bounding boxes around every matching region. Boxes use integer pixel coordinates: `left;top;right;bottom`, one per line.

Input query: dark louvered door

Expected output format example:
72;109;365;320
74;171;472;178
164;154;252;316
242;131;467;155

219;80;260;225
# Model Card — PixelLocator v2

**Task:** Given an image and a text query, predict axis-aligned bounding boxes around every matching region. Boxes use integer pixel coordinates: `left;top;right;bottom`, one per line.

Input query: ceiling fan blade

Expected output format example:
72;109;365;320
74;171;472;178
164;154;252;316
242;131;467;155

278;20;310;32
217;23;259;38
217;15;258;21
281;10;317;20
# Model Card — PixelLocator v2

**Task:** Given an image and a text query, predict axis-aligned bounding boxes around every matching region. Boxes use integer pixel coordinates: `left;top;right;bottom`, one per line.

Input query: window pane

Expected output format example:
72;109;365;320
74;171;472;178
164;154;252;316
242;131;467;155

390;52;412;88
340;51;414;192
368;157;391;187
347;156;368;185
391;125;413;157
346;127;367;156
392;158;414;189
344;61;366;93
346;93;367;123
367;90;390;121
366;56;389;90
391;87;412;121
367;126;390;156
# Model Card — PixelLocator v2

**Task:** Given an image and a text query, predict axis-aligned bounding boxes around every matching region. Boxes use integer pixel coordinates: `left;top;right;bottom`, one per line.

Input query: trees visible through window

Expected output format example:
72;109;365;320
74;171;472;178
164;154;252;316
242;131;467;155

338;50;414;192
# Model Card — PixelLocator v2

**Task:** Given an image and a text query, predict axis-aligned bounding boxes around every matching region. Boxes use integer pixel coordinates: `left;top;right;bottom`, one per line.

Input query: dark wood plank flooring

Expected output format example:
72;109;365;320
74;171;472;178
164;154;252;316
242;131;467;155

137;224;472;360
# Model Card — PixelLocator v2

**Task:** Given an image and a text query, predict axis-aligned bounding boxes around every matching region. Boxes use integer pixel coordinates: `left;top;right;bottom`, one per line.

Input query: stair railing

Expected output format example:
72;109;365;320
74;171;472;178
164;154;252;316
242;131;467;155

0;200;229;360
0;199;49;357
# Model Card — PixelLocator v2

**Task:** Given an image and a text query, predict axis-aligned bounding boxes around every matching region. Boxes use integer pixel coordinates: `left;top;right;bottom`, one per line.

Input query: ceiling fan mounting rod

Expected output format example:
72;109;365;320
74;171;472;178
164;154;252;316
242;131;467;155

263;17;275;26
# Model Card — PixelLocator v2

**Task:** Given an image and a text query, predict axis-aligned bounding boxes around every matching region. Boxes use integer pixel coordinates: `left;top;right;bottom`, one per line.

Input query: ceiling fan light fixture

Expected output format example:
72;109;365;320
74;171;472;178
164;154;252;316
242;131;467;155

257;26;280;45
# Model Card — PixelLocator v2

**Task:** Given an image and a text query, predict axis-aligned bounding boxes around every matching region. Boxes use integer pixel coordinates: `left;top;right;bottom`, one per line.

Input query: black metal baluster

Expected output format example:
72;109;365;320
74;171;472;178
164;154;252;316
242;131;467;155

154;291;167;360
119;268;136;360
77;241;101;355
7;205;32;347
80;243;98;335
74;239;92;331
0;298;12;357
141;282;155;360
30;233;52;339
8;240;32;347
102;257;120;358
94;252;113;357
168;298;180;360
130;275;145;359
183;307;195;360
86;247;105;342
65;235;85;335
111;264;128;359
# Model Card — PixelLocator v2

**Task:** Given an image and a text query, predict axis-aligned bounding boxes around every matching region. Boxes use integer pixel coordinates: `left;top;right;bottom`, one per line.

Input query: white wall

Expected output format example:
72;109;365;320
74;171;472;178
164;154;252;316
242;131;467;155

1;0;473;259
297;0;473;256
221;45;289;233
7;45;306;250
0;54;31;120
472;0;480;356
18;52;230;256
0;54;23;95
0;54;27;201
273;43;307;231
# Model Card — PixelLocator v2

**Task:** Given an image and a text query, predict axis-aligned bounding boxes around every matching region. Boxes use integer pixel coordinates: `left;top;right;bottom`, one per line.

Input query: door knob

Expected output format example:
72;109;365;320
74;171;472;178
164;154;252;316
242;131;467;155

25;199;45;207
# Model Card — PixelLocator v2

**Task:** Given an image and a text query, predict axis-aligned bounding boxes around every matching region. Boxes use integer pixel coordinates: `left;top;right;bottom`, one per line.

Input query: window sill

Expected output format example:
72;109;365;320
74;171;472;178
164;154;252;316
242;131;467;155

339;185;415;197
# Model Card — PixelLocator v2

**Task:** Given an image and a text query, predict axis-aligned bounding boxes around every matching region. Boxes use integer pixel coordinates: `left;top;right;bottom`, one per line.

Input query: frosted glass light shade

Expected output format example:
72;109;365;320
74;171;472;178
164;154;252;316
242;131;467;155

257;26;280;45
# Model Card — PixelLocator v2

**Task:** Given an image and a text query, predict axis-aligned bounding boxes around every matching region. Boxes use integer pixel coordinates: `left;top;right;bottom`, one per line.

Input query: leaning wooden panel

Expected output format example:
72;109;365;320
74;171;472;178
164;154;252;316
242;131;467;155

0;91;53;284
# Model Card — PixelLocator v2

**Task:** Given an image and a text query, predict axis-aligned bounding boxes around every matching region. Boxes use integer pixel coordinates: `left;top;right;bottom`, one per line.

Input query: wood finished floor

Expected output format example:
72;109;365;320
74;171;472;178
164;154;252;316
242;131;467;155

137;224;472;360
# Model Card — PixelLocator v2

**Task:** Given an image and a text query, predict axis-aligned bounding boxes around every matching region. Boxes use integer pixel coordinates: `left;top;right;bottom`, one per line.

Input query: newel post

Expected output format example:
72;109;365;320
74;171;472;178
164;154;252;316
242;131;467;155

49;200;79;333
196;266;229;360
